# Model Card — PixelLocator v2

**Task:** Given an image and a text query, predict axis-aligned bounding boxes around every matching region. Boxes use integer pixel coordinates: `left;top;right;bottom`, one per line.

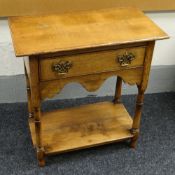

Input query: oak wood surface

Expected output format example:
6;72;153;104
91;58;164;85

24;56;45;166
39;46;146;81
24;65;33;118
39;67;143;100
130;41;155;148
114;76;122;104
140;42;155;92
9;7;168;57
29;102;133;154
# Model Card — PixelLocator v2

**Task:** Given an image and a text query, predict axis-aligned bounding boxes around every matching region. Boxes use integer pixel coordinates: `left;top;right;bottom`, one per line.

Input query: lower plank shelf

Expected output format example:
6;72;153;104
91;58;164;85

29;102;133;155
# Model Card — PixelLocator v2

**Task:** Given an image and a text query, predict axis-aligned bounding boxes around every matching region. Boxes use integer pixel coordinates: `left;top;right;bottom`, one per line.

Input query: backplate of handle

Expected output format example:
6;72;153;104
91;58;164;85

52;60;72;75
117;52;135;67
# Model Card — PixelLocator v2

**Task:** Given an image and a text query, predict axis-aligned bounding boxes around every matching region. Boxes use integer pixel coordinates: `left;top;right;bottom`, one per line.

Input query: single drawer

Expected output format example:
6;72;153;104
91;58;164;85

39;47;146;81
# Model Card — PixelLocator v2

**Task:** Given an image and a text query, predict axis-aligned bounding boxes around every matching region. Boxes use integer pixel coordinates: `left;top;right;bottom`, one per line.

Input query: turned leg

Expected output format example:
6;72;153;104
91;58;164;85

130;42;155;148
34;107;45;167
114;76;122;104
130;85;144;148
24;66;33;118
26;57;45;166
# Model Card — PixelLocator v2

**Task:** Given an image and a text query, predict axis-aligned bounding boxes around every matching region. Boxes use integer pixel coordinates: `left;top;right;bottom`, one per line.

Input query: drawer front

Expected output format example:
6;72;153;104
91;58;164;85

39;47;146;81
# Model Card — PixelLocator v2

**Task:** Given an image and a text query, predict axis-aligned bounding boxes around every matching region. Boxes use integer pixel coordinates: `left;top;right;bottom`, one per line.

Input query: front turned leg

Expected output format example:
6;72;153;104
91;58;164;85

34;107;45;167
130;85;144;148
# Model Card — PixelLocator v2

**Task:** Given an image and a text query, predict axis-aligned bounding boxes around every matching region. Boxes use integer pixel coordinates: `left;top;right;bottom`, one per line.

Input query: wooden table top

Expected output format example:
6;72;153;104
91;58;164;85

9;7;168;57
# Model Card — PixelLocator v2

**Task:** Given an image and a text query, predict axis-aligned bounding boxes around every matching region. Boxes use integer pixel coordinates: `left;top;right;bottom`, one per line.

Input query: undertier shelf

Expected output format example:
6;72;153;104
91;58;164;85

29;102;133;155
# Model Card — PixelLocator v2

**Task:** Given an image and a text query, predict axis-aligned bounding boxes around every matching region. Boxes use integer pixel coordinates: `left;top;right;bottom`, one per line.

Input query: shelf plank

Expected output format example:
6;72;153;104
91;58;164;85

29;102;133;155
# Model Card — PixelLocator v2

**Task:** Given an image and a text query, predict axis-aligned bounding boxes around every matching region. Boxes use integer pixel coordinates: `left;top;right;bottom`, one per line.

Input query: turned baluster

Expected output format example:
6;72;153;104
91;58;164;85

114;76;122;104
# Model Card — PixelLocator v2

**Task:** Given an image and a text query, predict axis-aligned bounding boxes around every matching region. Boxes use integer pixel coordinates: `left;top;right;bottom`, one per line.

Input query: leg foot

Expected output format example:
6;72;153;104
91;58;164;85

37;148;45;167
38;159;45;167
130;136;138;149
130;128;139;149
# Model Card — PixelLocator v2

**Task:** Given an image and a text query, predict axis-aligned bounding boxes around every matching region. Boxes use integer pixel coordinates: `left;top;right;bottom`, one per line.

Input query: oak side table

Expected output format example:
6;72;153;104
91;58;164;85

9;7;168;166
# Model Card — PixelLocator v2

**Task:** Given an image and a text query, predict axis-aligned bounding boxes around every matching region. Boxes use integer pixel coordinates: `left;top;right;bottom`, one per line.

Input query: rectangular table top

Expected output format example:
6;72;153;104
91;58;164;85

9;7;168;57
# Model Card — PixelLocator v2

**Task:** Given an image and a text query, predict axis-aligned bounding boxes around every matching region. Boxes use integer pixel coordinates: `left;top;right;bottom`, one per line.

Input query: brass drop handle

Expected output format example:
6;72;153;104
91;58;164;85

52;60;72;75
117;52;135;67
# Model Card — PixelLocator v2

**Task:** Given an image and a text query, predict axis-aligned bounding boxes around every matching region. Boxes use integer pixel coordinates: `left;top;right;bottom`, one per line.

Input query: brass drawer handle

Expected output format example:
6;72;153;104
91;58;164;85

117;52;135;67
52;60;72;75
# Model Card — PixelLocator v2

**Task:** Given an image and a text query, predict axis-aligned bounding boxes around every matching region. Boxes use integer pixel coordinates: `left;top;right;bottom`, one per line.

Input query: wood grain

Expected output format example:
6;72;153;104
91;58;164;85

114;76;123;104
130;41;155;148
29;102;133;154
9;7;168;57
39;46;146;81
39;67;143;100
140;41;155;92
24;64;33;118
24;56;45;166
1;0;175;17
